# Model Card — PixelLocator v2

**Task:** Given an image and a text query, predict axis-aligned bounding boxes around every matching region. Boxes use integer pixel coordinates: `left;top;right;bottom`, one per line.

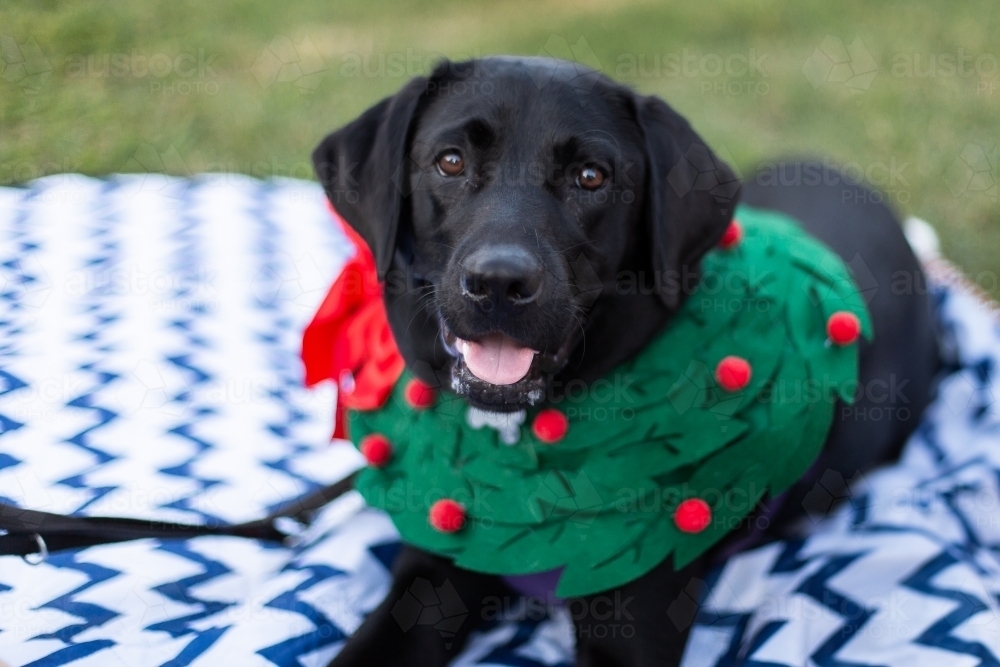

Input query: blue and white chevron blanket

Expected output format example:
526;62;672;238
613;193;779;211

0;175;998;667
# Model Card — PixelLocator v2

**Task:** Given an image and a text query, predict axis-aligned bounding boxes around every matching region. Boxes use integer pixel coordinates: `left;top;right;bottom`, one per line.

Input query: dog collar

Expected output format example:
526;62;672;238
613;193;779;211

307;204;870;597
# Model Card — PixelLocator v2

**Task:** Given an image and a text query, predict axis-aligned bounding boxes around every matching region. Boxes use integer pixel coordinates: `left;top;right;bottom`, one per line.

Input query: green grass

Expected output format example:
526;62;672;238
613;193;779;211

2;0;998;281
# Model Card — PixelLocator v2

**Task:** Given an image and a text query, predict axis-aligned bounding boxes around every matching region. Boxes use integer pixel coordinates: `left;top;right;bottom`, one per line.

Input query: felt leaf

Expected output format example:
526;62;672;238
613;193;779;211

555;513;675;598
451;528;555;574
769;398;836;494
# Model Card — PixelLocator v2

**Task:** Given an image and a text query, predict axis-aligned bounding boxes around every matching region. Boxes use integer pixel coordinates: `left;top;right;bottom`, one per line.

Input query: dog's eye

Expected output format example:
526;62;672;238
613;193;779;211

436;150;465;176
576;165;606;190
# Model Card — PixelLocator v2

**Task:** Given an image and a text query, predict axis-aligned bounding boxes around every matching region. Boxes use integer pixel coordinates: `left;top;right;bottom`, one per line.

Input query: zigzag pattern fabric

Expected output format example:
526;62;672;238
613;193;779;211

0;175;997;666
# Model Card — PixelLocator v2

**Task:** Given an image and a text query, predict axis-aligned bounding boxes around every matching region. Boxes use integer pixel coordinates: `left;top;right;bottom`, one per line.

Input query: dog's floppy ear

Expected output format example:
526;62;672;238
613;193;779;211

312;75;430;278
633;94;742;309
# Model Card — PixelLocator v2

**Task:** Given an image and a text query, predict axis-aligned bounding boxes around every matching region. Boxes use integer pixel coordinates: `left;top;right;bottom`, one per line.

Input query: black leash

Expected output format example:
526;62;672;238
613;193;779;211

0;472;359;563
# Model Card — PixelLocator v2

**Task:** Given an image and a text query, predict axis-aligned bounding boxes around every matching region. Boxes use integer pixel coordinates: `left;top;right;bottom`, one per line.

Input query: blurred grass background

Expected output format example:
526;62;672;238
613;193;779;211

2;0;998;280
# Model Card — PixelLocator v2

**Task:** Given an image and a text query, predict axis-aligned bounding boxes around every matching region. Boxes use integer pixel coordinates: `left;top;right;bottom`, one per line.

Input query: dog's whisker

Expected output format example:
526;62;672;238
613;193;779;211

401;291;443;338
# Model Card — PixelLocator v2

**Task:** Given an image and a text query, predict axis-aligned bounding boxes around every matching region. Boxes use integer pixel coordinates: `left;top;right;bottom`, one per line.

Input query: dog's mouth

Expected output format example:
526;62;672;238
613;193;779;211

440;321;572;411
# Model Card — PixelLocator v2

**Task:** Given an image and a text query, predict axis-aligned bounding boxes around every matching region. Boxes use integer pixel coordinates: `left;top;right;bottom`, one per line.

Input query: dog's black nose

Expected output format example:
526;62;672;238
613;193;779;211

460;245;544;309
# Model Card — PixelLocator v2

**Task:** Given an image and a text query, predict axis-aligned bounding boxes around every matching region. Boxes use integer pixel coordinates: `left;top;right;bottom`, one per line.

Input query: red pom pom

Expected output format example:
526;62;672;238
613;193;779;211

827;311;861;345
719;219;743;249
429;499;466;533
359;433;393;468
674;498;712;533
404;379;437;409
715;356;752;391
532;408;569;444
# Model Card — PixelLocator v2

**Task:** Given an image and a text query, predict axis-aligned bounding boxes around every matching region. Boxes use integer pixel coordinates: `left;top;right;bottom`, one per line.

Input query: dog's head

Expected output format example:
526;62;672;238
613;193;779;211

313;57;739;412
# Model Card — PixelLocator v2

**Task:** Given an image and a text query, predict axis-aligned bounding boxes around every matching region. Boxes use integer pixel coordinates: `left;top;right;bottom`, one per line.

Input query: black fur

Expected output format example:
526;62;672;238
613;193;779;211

313;57;739;411
313;57;939;666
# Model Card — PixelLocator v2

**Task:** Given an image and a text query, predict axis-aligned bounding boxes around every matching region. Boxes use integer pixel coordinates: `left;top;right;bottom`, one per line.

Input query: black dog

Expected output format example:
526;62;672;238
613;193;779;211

313;57;939;667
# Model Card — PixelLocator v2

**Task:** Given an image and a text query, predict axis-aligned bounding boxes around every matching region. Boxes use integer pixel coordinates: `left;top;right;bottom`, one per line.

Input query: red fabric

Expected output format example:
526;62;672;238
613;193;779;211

719;219;743;249
673;498;712;533
403;379;437;409
429;499;466;533
359;433;394;467
532;408;569;443
714;356;752;392
827;311;861;345
301;203;404;439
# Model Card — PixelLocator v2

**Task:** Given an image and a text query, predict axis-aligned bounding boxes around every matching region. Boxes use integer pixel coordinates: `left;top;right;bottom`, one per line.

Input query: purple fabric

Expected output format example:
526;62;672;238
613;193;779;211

712;456;828;563
502;568;564;600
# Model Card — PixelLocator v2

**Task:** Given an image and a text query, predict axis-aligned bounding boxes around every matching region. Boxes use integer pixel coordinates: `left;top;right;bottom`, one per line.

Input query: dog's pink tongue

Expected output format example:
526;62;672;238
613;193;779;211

460;334;535;385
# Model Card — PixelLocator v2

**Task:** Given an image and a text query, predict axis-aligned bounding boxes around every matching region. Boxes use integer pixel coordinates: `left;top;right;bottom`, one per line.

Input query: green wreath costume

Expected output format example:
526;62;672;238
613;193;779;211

347;204;871;597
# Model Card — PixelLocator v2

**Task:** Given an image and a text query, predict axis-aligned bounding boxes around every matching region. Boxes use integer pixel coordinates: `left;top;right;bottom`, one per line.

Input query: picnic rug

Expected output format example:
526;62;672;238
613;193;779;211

0;174;998;667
